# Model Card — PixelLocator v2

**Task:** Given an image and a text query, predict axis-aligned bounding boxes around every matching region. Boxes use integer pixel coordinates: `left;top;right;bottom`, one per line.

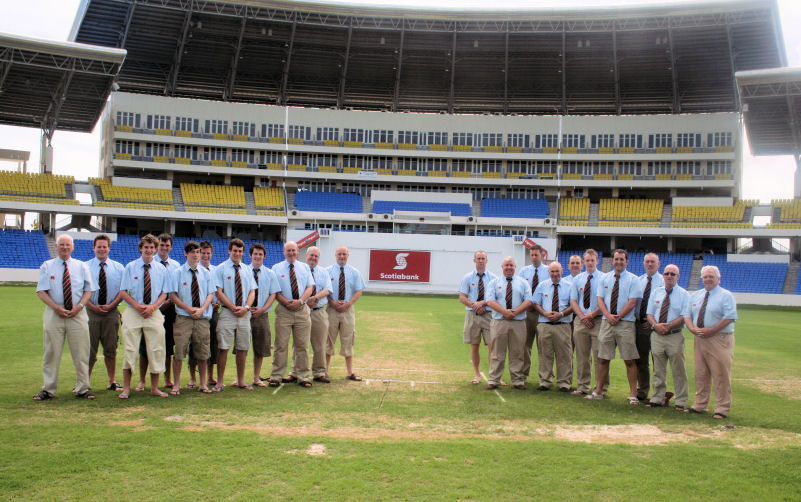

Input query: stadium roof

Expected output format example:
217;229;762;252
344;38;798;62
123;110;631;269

70;0;786;115
0;32;126;135
737;67;801;156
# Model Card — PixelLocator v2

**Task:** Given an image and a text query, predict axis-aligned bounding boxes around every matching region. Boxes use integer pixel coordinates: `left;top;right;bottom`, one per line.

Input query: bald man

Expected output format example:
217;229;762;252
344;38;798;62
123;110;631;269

326;246;366;381
533;262;575;391
636;252;664;401
34;234;96;401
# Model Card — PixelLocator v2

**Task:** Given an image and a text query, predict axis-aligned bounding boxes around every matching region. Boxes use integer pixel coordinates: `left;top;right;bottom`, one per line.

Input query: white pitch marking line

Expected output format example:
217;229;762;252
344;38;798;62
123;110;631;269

733;378;801;383
272;383;284;395
368;378;440;385
480;371;505;403
346;367;472;375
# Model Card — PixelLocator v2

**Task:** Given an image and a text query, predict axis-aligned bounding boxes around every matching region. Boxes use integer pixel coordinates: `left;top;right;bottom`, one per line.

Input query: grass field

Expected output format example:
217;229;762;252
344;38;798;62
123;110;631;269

1;285;800;501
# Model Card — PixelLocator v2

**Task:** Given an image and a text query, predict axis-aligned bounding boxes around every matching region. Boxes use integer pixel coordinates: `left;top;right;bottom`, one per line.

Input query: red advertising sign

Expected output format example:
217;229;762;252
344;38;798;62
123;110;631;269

369;250;431;282
296;230;320;249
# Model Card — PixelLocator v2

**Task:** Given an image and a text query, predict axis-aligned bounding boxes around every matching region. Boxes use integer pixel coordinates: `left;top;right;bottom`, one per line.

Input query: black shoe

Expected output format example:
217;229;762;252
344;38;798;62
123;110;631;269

558;387;570;393
513;384;526;390
537;385;549;391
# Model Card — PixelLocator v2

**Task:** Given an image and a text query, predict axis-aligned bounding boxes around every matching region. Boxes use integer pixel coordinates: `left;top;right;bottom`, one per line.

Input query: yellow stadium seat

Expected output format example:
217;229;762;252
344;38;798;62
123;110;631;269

428;170;447;178
115;125;133;133
482;172;502;178
231;161;248;168
211;160;228;167
428;144;448;151
398;170;417;177
344;141;363;148
398;143;416;150
232;134;248;142
375;142;394;149
656;147;673;153
212;133;229;141
450;171;471;178
269;137;284;144
599;147;614;154
506;146;522;153
318;165;338;173
677;146;693;153
561;147;578;154
453;145;471;152
287;164;307;172
175;130;192;137
153;155;169;164
542;147;558;154
618;147;634;154
323;140;339;147
288;138;305;145
484;146;503;153
114;153;132;160
375;168;393;176
155;128;172;136
343;167;360;174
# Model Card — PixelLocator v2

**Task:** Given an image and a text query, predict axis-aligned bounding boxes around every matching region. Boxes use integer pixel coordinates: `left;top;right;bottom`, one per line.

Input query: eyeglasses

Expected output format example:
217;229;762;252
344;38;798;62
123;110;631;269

663;272;677;276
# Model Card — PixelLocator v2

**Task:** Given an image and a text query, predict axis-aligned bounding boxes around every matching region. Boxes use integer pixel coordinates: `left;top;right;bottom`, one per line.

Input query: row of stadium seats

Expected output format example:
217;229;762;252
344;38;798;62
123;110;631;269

772;198;801;224
372;201;472;216
0;170;78;205
671;200;756;227
180;183;247;214
599;199;663;223
480;198;550;219
700;255;788;294
294;191;362;213
0;229;51;269
253;187;285;216
90;177;174;211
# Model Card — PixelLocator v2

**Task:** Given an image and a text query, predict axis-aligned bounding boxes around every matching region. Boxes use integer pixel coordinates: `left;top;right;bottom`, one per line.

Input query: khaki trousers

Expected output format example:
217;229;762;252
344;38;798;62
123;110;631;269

650;330;689;407
635;321;652;399
121;308;165;374
309;308;330;378
536;322;573;389
41;306;91;395
572;318;608;394
326;305;356;357
271;303;311;382
692;332;735;416
522;311;539;380
488;318;527;386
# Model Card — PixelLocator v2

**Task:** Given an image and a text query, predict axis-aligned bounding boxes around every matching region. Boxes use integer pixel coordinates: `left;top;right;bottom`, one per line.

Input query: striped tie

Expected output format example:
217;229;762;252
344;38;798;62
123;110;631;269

190;268;200;308
583;273;592;309
531;268;539;294
552;282;559;313
696;290;709;328
310;267;317;296
659;288;671;324
98;261;107;306
338;266;346;301
505;277;513;310
609;273;620;315
639;275;652;321
477;273;484;302
143;263;151;305
234;264;243;306
253;268;260;306
289;263;299;300
62;261;72;310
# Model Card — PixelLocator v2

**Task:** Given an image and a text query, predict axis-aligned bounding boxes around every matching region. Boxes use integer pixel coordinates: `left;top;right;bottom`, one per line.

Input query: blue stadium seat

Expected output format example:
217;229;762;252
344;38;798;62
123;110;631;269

699;255;788;294
372;200;471;216
794;268;801;295
295;191;362;213
0;229;50;269
557;250;603;278
481;198;549;219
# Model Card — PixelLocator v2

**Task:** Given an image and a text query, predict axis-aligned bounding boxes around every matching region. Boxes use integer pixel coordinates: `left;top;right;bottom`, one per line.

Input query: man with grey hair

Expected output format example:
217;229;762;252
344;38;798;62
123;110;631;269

645;264;689;410
567;255;582;281
326;245;366;381
485;256;533;390
684;265;737;419
636;252;664;401
533;261;574;392
570;249;606;396
458;250;497;384
34;234;96;401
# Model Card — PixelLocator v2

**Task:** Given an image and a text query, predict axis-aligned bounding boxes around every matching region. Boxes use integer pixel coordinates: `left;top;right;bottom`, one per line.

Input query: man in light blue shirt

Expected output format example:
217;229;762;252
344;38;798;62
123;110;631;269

635;252;665;401
645;264;689;410
586;249;643;404
214;238;257;391
34;234;96;401
570;249;606;396
296;245;333;383
518;244;549;383
85;233;125;391
458;250;497;385
533;262;575;392
326;246;367;381
169;240;216;394
248;242;280;387
684;265;737;419
270;241;315;387
485;257;533;390
118;234;172;399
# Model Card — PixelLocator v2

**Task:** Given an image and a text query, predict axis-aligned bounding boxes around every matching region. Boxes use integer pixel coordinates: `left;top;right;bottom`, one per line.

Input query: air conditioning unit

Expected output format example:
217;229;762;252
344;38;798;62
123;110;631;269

368;213;375;219
544;218;551;224
290;209;298;216
467;216;474;222
383;214;390;220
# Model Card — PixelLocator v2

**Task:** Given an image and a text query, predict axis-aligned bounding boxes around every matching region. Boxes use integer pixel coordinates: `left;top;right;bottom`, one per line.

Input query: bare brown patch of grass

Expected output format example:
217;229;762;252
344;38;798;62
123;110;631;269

739;378;801;401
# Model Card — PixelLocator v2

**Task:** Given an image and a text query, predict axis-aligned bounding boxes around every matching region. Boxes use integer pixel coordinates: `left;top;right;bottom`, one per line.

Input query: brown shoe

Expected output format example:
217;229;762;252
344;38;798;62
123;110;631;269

313;376;331;383
663;391;674;407
485;383;499;390
513;384;526;390
282;376;298;383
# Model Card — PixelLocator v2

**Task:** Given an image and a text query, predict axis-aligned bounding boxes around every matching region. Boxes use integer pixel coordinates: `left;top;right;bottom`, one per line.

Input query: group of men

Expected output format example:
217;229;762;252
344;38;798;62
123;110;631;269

34;233;365;401
459;245;738;419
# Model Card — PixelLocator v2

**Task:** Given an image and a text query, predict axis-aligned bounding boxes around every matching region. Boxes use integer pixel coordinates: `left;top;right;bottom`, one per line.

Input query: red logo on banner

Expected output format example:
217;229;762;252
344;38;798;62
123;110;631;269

369;250;430;282
296;230;320;249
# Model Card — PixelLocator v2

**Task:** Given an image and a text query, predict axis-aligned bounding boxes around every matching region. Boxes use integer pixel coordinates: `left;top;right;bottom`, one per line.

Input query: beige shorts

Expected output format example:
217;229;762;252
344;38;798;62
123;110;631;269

597;320;639;361
463;310;492;345
327;304;356;357
173;315;210;361
216;307;252;351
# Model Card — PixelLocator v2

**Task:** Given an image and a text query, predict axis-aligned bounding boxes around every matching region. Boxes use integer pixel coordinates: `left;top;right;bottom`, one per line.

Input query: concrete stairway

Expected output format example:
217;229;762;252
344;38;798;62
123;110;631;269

244;191;257;215
600;256;612;273
172;187;185;211
660;204;672;227
45;233;56;259
782;260;800;294
688;258;704;291
588;203;599;226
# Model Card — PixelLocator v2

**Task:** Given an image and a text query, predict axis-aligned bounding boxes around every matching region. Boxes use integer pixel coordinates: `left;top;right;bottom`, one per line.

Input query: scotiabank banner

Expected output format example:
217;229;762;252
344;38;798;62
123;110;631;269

369;250;431;283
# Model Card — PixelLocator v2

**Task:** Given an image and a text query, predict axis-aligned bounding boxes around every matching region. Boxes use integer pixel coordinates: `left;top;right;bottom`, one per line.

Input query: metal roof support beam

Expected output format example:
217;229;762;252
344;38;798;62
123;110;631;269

561;28;566;115
448;29;456;114
0;61;11;92
725;21;739;110
118;2;136;48
392;26;404;112
786;93;801;155
668;22;680;114
503;28;509;114
41;68;74;141
338;24;353;109
224;17;247;101
280;22;296;106
612;29;621;115
166;10;192;96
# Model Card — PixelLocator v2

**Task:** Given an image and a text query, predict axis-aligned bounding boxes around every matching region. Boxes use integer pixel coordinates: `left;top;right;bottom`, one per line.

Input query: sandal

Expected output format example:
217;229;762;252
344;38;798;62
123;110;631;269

107;382;123;391
346;374;362;381
584;392;603;400
253;380;267;388
186;383;196;390
152;391;169;398
33;390;54;401
237;384;253;391
471;378;481;385
712;413;727;419
299;381;312;388
76;390;96;400
199;387;213;394
282;376;298;383
135;383;146;392
169;389;181;396
212;385;224;392
685;407;705;414
268;380;281;387
627;396;639;406
118;392;130;399
674;405;686;411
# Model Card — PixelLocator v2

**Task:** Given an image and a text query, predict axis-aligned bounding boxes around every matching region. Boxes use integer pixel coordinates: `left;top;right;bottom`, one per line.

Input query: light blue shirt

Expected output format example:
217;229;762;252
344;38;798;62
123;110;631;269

684;286;737;333
157;256;181;274
637;272;665;320
37;257;96;307
518;263;549;294
458;269;497;311
486;275;532;321
172;263;216;319
533;278;574;323
570;269;605;316
250;264;281;311
86;257;123;306
215;259;257;307
200;262;218;303
327;263;366;302
597;269;643;322
120;258;171;307
646;285;689;324
308;264;333;308
272;259;313;300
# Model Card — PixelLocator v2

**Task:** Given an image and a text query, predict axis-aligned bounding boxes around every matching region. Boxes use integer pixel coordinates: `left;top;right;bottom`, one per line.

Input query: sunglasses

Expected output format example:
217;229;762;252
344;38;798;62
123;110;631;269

663;272;677;276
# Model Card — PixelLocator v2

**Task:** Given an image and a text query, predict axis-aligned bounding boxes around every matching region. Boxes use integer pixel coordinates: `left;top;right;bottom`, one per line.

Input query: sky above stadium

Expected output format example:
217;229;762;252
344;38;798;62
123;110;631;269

0;0;799;214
